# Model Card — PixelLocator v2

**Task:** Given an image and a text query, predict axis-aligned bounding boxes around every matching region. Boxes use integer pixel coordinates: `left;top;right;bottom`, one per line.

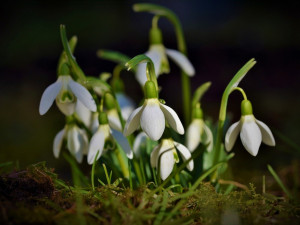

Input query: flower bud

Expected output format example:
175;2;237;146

149;27;163;45
144;80;157;99
104;92;115;110
98;111;109;125
241;100;253;116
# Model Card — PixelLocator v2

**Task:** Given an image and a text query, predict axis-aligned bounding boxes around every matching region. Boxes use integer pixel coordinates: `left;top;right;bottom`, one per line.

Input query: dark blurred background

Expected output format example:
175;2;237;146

1;0;299;182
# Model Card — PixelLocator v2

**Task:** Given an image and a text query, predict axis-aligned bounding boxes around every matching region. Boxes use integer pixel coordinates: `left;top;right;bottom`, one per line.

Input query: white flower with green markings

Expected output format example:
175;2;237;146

88;112;133;165
136;27;195;85
225;100;275;156
151;138;194;180
53;124;89;163
39;65;96;116
186;105;213;152
123;81;184;141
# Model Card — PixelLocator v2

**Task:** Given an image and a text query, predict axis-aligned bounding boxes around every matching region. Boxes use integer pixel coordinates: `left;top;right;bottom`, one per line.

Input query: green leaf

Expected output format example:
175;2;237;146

60;24;86;83
57;35;77;75
191;82;211;107
97;49;131;64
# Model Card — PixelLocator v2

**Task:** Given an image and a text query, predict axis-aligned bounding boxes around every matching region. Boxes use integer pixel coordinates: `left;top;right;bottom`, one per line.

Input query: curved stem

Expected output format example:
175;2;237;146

232;87;248;100
152;15;160;29
213;59;256;167
133;3;191;126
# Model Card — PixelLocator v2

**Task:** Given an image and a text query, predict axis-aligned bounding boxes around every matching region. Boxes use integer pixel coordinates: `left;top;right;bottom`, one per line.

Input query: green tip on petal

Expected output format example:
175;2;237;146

98;111;109;125
144;81;157;99
241;100;253;116
149;27;163;45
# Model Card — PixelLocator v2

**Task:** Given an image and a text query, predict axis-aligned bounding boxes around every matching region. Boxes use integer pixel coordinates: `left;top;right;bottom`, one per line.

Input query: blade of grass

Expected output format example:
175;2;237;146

267;164;293;199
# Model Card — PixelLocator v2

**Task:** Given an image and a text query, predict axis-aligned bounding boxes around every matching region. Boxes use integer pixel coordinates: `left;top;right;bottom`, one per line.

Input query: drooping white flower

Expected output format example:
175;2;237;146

87;123;113;164
136;44;195;85
116;93;135;121
75;100;92;127
150;139;194;180
123;98;184;141
39;75;96;116
186;118;213;152
225;100;275;156
87;112;133;164
53;124;89;163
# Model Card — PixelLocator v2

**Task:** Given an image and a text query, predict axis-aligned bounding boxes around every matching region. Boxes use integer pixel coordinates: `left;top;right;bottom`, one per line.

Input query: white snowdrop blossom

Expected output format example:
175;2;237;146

39;75;96;116
87;123;113;164
123;98;184;141
136;44;195;85
225;100;275;156
186;118;213;152
151;139;194;180
53;124;89;163
88;112;133;164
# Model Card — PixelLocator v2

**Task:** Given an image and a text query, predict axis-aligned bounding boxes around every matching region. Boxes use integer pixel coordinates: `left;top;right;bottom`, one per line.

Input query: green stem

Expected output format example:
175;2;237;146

115;146;129;178
133;3;191;126
133;158;144;185
126;54;158;91
213;59;256;167
232;87;248;100
91;151;100;191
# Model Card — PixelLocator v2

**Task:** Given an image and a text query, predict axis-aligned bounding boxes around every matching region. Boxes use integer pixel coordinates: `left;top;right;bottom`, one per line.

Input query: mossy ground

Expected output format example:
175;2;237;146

0;162;299;225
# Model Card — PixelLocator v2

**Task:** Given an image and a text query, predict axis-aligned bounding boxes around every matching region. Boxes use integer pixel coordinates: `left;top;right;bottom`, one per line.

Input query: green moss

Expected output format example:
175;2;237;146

0;163;299;225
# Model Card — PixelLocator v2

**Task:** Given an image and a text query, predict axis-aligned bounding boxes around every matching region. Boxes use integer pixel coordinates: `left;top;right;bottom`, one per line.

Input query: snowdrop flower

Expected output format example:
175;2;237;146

104;92;122;132
225;100;275;156
39;65;96;116
136;27;195;85
88;112;133;164
75;101;100;134
53;124;88;163
151;139;194;180
186;106;213;152
123;81;184;141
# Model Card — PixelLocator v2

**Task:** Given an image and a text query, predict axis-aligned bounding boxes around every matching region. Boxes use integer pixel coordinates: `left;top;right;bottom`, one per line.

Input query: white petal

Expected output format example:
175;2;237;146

87;131;105;164
225;121;241;152
186;120;202;152
256;119;276;146
112;129;133;159
141;100;165;141
240;120;262;156
78;128;89;156
160;103;184;135
67;126;81;155
75;100;92;127
160;150;175;180
135;49;161;86
147;49;162;76
133;132;148;157
56;100;76;115
68;80;97;112
150;144;161;168
203;123;214;152
165;48;195;76
108;109;122;132
123;106;144;136
39;81;62;115
53;128;65;158
116;93;135;120
174;141;194;171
